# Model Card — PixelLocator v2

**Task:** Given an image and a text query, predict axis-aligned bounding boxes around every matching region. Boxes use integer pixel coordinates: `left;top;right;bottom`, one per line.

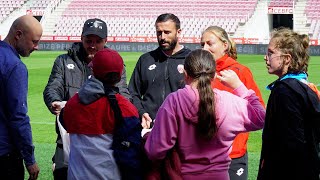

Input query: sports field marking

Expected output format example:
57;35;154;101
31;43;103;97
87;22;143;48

31;121;55;125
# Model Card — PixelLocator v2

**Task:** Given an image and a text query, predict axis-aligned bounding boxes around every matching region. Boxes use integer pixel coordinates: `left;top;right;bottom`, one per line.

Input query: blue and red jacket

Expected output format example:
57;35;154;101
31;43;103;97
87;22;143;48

63;77;140;180
64;77;139;135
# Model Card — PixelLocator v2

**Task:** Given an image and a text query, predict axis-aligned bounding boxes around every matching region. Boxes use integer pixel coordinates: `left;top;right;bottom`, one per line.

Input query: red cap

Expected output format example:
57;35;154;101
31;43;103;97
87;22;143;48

92;49;124;81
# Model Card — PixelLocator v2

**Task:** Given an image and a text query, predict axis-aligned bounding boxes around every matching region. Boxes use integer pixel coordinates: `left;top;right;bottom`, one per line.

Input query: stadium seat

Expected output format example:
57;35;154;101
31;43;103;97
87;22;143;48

0;0;26;23
304;0;320;38
51;0;259;38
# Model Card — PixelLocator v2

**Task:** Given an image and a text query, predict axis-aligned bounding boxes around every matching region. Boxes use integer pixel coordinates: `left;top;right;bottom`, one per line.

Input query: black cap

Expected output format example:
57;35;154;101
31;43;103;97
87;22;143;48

82;18;107;38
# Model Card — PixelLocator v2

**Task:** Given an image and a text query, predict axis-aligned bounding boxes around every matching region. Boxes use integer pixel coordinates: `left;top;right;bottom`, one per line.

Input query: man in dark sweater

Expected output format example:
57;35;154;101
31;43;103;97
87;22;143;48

129;13;191;129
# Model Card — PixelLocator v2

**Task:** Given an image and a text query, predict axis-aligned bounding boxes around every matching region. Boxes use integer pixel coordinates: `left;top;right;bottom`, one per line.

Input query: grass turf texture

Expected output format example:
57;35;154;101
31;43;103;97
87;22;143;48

21;51;320;180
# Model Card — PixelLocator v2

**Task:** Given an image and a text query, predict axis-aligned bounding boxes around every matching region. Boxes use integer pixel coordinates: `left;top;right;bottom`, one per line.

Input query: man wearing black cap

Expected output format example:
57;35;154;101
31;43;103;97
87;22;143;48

43;18;131;180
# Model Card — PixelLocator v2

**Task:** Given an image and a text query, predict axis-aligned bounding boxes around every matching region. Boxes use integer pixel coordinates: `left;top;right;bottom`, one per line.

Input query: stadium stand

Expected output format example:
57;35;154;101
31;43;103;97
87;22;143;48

29;0;60;11
0;0;26;23
0;0;320;42
51;0;258;38
305;0;320;39
268;0;294;7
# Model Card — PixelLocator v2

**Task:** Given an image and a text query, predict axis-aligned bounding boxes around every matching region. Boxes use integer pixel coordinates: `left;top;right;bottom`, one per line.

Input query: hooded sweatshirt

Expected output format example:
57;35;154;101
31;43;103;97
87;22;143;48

63;77;139;180
212;54;265;159
129;47;191;119
144;84;265;180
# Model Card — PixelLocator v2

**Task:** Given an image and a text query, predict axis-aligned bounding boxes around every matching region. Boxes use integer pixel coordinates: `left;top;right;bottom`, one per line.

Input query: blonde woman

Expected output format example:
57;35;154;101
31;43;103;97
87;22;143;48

201;26;265;180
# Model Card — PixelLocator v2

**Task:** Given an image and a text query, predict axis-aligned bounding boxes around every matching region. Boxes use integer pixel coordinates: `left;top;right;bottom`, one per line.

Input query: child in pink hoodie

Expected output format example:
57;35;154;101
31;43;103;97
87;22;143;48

144;49;265;180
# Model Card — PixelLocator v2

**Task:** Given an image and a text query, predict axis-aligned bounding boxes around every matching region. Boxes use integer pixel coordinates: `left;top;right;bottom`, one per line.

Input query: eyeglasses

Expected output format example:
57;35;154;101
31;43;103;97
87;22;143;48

265;51;283;61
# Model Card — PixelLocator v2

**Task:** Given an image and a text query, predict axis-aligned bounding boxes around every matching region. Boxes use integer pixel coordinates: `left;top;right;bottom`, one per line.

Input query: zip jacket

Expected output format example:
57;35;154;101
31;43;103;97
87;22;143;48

43;42;131;114
129;47;191;120
211;54;265;159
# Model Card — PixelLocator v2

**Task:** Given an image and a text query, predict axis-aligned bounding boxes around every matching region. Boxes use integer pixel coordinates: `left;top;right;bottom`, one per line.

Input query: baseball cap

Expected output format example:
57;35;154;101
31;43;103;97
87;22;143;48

92;49;124;81
82;18;108;38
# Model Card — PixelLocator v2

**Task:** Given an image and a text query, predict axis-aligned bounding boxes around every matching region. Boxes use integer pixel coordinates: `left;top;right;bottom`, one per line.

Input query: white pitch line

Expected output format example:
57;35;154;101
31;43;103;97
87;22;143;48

30;122;55;125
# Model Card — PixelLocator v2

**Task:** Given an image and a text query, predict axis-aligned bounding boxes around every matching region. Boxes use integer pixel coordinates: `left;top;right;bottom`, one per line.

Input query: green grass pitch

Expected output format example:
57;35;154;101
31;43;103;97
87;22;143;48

21;51;320;180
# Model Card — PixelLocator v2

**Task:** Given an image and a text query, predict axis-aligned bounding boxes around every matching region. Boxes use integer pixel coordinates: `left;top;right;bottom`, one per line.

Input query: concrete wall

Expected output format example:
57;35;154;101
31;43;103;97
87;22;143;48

38;42;320;56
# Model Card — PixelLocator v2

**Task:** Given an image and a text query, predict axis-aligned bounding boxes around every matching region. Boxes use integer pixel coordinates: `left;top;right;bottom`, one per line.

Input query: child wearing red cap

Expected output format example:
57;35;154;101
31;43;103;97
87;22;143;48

63;49;141;180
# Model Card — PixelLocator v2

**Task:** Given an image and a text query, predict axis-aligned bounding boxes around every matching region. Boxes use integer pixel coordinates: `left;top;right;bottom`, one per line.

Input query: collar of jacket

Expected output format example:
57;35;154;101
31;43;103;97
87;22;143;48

216;54;238;71
156;46;190;60
266;72;308;90
0;41;20;59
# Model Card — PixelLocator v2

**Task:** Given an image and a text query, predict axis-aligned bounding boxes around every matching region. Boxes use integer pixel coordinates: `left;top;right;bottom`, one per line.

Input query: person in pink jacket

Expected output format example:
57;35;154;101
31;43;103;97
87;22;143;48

144;49;265;180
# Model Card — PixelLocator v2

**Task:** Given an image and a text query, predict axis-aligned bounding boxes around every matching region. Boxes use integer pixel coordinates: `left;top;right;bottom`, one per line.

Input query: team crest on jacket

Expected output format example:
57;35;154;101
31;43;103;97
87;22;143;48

66;64;75;69
177;64;184;74
148;64;156;70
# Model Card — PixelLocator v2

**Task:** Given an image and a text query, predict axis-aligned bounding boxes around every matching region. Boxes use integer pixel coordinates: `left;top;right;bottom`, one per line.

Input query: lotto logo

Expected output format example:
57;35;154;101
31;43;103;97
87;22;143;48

236;168;244;176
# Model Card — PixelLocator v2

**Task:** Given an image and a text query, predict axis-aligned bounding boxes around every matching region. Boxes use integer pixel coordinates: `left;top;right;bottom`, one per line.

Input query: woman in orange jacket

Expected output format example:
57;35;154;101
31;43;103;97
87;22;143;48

201;26;265;180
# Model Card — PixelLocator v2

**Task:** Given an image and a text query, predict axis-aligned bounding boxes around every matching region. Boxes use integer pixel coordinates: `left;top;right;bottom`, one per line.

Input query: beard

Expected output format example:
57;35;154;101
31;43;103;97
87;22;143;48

158;37;178;52
87;54;95;60
17;47;31;57
85;48;97;61
15;42;31;57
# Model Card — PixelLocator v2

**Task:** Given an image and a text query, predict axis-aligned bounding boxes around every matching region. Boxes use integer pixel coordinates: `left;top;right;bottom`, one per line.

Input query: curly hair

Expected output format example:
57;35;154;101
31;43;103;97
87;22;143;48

270;27;310;73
